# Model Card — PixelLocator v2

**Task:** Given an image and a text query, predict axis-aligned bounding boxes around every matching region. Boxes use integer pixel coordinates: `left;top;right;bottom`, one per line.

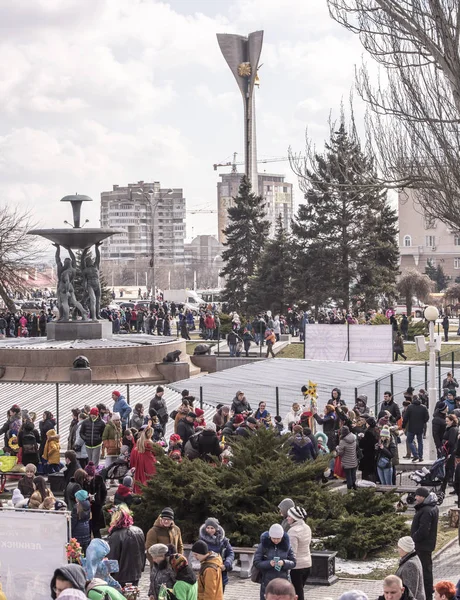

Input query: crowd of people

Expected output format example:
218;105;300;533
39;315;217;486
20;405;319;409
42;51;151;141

1;381;460;600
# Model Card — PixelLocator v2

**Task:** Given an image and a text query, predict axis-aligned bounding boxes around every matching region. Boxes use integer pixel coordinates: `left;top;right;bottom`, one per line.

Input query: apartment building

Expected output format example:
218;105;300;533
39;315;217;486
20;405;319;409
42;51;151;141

399;188;459;281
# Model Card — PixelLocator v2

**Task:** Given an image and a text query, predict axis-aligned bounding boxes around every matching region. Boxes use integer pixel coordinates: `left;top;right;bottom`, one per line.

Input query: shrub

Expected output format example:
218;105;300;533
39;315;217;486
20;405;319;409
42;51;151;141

407;319;428;341
326;512;409;559
371;314;390;325
132;429;405;556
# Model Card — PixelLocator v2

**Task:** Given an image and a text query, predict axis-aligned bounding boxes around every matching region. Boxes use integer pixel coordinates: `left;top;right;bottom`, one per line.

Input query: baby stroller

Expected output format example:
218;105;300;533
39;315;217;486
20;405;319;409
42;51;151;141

407;457;446;505
101;456;130;483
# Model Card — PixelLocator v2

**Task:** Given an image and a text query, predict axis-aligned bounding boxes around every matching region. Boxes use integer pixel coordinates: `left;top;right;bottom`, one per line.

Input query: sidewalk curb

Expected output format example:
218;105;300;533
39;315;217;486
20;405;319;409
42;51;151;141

433;535;458;560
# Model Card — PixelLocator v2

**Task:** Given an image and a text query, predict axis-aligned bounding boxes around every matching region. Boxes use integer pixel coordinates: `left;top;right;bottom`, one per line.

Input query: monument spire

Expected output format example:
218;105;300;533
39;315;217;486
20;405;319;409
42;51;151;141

217;30;263;195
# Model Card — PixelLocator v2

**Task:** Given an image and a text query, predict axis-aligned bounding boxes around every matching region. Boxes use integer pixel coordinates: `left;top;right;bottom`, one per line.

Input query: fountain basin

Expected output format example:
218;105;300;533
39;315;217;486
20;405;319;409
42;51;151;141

27;228;123;249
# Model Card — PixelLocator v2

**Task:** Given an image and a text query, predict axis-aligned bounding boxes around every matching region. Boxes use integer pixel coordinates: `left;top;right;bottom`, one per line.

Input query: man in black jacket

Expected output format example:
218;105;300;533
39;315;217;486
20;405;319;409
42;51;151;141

177;412;196;453
79;408;106;466
378;391;401;425
197;425;222;461
149;386;168;432
402;397;429;462
411;488;439;600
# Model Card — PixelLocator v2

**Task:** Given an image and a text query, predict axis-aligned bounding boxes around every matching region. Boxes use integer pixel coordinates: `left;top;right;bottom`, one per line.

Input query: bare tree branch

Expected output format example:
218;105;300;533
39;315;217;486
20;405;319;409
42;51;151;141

327;0;460;229
0;204;42;312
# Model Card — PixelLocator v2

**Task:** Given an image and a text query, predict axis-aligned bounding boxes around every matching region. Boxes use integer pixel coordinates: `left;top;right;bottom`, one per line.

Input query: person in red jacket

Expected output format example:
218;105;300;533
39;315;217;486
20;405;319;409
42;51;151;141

204;313;215;340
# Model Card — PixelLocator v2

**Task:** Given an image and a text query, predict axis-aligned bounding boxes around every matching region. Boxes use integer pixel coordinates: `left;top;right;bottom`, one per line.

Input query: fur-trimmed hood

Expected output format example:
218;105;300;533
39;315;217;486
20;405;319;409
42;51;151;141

199;522;226;545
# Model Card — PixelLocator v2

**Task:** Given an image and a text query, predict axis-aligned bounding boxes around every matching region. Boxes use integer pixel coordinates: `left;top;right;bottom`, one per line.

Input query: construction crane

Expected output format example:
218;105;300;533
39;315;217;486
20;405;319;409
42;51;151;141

213;152;290;172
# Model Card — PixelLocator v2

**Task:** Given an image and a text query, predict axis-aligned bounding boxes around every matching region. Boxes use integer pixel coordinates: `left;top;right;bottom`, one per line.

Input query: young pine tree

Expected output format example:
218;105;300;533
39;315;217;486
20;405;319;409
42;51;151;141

247;215;293;315
220;175;270;311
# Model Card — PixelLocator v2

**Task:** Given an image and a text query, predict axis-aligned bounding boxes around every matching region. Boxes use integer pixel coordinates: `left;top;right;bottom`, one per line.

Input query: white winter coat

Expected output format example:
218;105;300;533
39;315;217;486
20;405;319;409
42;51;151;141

287;518;312;569
283;409;303;431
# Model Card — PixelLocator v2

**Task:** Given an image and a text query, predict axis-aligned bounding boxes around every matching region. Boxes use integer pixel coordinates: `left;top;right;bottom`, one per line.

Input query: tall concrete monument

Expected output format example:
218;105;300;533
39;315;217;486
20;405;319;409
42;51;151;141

217;30;264;195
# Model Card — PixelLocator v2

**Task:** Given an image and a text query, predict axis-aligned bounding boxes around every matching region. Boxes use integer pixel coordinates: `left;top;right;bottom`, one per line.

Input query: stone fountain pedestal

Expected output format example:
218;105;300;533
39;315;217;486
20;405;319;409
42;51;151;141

47;320;113;341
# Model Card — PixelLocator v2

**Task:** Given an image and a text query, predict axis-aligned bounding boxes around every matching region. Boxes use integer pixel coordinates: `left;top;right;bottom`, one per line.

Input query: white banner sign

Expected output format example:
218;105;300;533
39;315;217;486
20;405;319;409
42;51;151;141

0;510;69;600
304;324;393;363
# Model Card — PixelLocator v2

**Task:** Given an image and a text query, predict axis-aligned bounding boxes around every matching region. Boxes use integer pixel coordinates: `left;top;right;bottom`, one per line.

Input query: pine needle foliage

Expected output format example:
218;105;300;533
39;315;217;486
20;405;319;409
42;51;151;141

132;429;407;555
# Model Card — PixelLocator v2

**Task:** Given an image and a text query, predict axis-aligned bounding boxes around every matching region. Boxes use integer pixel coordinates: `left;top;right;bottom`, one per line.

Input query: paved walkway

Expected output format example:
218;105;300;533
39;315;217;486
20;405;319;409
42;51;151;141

138;540;460;600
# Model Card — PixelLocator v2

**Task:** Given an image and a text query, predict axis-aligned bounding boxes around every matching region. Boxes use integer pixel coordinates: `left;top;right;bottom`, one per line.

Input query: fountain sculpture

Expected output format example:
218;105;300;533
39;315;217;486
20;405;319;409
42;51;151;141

28;194;122;340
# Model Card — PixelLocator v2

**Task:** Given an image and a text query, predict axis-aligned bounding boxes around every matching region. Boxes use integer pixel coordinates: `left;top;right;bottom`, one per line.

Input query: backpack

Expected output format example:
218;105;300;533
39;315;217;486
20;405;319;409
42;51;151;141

22;432;38;455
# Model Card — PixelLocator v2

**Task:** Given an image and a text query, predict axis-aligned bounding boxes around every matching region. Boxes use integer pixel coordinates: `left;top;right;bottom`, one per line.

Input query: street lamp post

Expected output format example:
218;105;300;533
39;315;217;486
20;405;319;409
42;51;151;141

424;305;439;409
137;188;173;300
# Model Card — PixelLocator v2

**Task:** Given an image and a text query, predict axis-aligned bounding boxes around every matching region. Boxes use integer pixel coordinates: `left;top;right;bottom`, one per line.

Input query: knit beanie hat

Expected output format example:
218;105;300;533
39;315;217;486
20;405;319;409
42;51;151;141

191;540;209;555
112;391;121;397
195;408;204;417
75;489;89;502
233;414;244;425
415;487;430;498
287;506;307;521
398;536;415;553
89;408;99;416
148;543;169;557
160;507;174;520
278;498;295;515
268;523;284;538
170;553;188;572
111;412;121;421
380;428;391;438
122;476;133;488
341;426;350;437
85;462;96;476
205;518;220;530
338;592;369;600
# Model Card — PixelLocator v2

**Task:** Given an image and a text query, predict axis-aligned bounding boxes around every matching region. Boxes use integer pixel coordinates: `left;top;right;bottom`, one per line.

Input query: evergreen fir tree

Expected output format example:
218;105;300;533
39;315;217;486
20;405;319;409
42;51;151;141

292;118;399;309
220;175;270;311
425;263;448;292
352;202;399;309
247;216;293;314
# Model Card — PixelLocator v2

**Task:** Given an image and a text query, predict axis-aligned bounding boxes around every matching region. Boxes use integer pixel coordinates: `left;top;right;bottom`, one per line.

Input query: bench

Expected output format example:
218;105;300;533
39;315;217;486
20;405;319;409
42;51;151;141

183;543;256;577
373;485;415;494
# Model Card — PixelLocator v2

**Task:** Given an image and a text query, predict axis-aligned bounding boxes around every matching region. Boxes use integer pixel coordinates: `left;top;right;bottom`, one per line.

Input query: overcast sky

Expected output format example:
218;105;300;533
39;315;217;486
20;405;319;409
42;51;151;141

0;0;366;241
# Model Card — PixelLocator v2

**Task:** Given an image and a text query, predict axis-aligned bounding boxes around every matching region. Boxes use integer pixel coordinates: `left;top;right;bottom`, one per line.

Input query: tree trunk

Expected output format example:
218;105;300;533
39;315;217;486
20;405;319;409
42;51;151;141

0;281;16;313
406;293;413;317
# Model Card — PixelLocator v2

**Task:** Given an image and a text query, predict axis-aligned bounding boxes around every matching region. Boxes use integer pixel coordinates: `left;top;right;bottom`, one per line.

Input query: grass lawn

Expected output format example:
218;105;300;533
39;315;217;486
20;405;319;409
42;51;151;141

402;344;460;362
277;344;304;359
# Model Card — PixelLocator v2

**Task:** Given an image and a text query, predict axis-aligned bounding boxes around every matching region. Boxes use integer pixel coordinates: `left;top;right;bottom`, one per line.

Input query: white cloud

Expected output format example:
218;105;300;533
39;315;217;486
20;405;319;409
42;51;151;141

0;0;371;237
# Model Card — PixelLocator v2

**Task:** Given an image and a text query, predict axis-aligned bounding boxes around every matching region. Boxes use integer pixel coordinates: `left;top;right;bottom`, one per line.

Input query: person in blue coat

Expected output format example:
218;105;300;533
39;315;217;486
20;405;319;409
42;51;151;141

112;391;132;431
71;489;92;553
198;518;234;590
254;524;296;600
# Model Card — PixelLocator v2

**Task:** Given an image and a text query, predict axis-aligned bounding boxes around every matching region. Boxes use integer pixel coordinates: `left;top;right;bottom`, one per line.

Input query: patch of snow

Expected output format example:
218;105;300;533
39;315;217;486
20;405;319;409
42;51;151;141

336;557;397;575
